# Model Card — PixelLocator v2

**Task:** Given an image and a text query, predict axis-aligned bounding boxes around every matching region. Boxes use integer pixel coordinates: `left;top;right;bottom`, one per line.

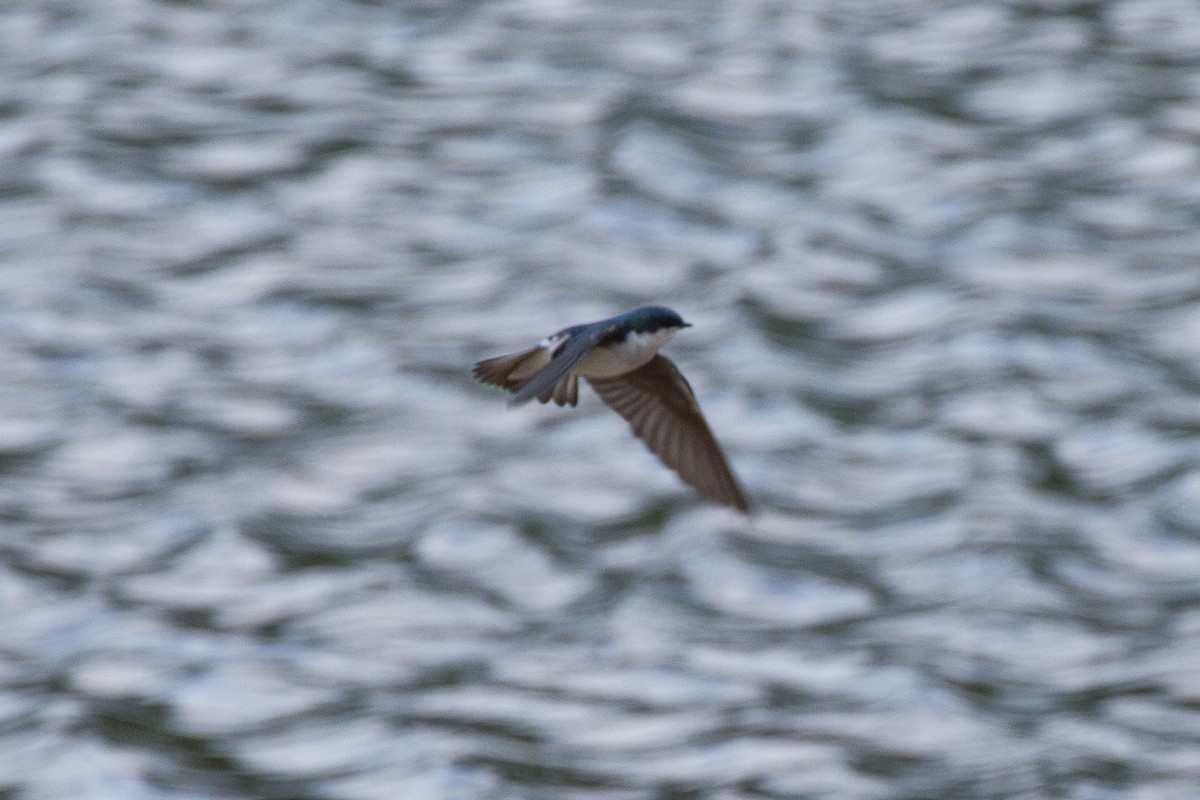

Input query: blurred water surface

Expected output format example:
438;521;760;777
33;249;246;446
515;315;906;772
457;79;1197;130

3;0;1200;798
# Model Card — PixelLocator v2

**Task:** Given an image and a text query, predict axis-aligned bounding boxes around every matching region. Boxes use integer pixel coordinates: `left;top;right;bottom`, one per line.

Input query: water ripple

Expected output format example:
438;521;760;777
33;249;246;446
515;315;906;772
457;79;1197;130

2;1;1200;798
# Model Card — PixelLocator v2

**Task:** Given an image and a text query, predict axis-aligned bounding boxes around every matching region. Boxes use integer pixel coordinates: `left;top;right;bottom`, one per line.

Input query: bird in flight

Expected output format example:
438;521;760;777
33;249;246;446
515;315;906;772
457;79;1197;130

473;305;750;512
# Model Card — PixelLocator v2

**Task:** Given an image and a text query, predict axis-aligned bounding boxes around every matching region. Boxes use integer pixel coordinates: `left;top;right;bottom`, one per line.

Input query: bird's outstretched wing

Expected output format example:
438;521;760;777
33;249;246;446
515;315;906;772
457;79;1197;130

505;323;617;407
587;354;750;512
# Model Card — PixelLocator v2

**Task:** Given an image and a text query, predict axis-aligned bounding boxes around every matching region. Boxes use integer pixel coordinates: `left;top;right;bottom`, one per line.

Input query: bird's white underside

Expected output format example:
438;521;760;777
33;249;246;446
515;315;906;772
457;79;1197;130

576;328;678;378
516;328;678;382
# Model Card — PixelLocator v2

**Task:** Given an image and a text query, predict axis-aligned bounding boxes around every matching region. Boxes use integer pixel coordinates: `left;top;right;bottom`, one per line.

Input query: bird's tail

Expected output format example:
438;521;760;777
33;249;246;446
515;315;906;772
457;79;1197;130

472;347;544;390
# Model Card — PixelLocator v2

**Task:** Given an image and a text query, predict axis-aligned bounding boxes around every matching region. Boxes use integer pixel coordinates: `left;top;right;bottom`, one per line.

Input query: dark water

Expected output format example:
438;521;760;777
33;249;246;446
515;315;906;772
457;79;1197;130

3;1;1200;798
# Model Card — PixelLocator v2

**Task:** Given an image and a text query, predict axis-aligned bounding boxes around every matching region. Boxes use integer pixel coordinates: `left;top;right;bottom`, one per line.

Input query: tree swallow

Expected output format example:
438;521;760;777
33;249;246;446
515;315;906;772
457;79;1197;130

473;305;750;513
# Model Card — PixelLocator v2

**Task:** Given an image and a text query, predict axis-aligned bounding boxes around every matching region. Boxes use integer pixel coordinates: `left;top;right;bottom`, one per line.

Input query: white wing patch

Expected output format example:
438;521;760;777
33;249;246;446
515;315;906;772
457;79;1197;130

539;332;569;356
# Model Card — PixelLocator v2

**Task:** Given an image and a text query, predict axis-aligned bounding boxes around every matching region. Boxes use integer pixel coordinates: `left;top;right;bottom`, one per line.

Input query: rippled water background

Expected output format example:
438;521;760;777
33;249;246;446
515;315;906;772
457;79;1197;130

4;1;1200;798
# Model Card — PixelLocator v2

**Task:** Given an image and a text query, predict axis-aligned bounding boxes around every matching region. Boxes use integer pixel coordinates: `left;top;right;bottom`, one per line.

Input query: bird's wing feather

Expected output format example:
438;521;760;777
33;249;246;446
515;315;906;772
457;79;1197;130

587;354;750;512
507;323;617;407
